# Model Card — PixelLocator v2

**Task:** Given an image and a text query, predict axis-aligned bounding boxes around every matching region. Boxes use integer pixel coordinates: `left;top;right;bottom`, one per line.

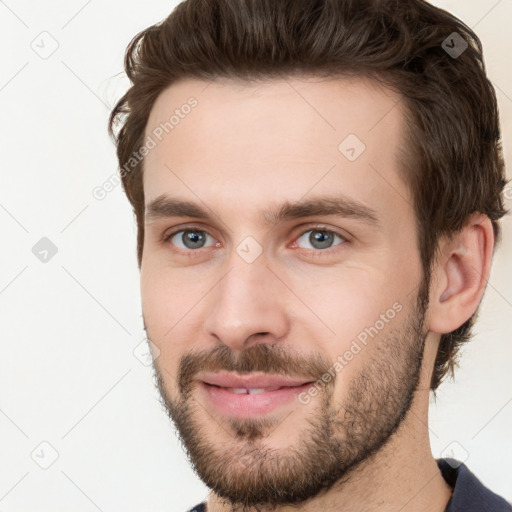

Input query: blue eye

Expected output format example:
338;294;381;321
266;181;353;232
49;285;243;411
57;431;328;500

295;228;345;251
166;229;216;250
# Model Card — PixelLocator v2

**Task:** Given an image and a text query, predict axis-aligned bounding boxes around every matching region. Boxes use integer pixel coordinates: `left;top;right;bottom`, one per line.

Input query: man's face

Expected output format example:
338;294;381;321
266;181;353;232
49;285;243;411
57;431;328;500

140;76;429;507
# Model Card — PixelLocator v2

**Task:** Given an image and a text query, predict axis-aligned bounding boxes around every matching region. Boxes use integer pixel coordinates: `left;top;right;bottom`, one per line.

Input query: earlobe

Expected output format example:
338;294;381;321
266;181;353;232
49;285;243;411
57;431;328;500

428;214;494;334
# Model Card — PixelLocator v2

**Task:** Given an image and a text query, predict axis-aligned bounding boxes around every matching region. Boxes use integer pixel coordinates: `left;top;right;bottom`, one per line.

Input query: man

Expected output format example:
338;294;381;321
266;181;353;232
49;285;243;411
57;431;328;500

108;0;510;510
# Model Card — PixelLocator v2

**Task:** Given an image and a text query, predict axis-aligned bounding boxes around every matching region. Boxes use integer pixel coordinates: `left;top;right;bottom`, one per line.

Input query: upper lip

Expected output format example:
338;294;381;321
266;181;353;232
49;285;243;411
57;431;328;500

198;372;314;389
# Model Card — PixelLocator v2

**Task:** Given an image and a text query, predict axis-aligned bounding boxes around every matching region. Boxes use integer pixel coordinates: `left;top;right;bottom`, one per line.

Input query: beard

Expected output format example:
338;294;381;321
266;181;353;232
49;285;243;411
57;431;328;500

150;278;430;511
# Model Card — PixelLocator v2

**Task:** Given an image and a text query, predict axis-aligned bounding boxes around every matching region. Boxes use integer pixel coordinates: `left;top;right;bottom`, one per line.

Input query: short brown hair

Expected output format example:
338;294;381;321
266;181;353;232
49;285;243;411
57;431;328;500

108;0;508;390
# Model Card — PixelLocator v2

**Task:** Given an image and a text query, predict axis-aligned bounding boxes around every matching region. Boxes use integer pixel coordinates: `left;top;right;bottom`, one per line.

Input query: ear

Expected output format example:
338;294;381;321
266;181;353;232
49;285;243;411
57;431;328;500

428;213;495;334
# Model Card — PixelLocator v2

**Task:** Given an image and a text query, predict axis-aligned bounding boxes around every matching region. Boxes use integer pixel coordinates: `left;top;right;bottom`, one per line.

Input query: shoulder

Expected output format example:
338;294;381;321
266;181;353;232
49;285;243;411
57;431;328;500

437;458;511;511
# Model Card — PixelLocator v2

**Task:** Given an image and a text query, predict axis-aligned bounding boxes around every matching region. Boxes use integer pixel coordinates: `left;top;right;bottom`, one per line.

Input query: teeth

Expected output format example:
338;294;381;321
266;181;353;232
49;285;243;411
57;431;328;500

247;388;266;395
224;387;281;394
227;388;249;394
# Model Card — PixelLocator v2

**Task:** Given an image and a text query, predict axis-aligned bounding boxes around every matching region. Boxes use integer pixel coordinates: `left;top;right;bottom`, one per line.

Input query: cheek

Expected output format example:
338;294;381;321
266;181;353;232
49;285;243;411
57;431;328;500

141;280;184;397
286;263;411;377
140;266;186;368
140;265;215;381
287;263;395;333
141;270;169;335
141;261;202;329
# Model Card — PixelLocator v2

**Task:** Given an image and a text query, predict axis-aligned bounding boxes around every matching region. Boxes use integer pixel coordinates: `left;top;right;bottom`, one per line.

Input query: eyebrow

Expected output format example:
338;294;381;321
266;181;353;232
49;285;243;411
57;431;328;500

145;194;379;227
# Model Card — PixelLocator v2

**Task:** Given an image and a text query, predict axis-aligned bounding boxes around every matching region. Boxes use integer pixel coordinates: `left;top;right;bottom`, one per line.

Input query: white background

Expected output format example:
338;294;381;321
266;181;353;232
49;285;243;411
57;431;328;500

0;1;511;511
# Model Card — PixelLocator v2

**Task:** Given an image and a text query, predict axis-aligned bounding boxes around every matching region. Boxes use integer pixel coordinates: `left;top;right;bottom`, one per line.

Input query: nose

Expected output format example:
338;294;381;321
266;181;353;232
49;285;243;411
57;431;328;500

203;254;290;351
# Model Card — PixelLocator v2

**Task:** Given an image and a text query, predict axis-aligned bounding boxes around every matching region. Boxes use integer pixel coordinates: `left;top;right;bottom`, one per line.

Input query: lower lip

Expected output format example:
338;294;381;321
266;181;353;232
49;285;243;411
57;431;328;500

199;382;313;419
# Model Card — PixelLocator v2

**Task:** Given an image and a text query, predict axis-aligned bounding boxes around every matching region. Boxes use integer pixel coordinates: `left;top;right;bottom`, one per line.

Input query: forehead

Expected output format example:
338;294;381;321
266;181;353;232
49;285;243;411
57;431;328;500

142;75;412;227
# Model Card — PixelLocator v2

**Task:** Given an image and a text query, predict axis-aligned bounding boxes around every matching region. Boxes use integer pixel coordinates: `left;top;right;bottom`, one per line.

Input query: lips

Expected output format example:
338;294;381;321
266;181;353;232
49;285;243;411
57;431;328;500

197;372;315;418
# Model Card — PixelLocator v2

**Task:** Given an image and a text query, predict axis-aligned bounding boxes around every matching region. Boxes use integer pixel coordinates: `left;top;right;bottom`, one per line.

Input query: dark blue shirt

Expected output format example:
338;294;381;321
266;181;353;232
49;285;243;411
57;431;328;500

187;458;511;511
439;458;511;511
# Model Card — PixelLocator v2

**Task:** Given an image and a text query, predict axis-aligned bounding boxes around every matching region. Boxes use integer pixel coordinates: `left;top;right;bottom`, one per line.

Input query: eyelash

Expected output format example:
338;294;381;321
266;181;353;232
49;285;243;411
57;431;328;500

161;224;348;258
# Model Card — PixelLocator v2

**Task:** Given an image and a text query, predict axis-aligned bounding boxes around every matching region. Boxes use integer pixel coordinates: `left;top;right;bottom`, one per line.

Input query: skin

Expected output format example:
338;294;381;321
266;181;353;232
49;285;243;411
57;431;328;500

140;76;494;511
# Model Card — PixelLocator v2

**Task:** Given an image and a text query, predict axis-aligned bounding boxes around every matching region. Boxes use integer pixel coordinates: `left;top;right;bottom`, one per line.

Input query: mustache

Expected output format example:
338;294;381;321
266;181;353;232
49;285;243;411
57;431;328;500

177;344;333;395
